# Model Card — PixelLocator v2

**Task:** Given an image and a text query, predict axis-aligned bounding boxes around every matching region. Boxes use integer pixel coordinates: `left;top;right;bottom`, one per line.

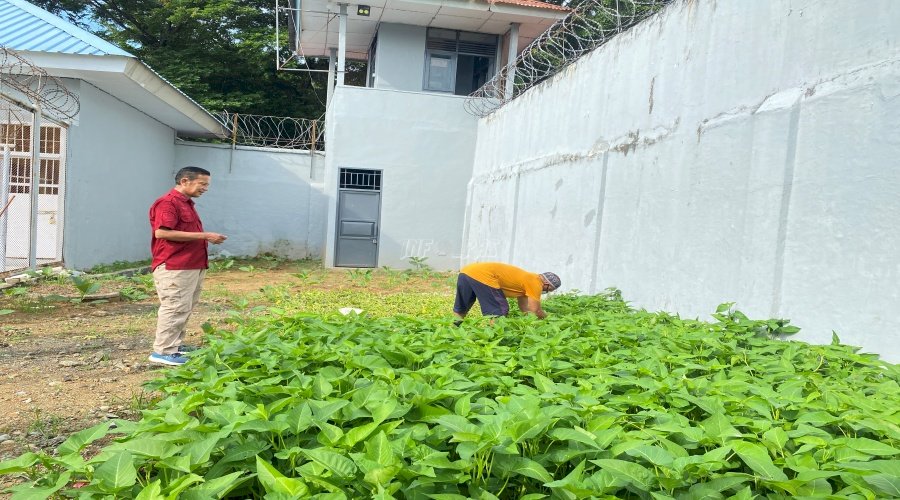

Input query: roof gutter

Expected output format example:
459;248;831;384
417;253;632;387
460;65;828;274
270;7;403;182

121;58;226;137
18;51;226;138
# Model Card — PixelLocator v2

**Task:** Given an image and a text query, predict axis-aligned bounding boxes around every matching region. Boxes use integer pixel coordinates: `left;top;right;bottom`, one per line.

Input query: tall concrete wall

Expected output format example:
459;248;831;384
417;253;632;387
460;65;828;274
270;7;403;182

464;0;900;362
63;79;174;270
325;85;477;270
174;142;327;260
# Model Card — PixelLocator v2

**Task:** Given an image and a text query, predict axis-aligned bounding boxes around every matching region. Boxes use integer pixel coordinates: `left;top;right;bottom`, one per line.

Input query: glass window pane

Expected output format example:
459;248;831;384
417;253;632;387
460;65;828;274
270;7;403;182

426;54;453;92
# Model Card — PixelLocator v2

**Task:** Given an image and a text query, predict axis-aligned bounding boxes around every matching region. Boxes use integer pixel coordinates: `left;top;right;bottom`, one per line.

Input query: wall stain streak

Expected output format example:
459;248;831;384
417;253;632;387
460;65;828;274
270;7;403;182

469;118;681;184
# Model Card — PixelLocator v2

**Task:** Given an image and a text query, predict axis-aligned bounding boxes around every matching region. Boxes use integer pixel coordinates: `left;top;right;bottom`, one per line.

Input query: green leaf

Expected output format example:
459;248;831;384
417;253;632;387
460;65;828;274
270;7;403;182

342;421;381;448
57;421;113;455
795;411;838;427
364;432;396;466
625;445;675;467
762;427;788;452
94;451;138;491
256;456;309;496
0;452;41;474
134;480;163;500
590;458;652;490
730;440;788;481
549;427;602;449
862;473;900;497
106;438;177;459
302;447;358;478
6;471;70;500
836;460;900;475
700;414;743;442
180;472;249;500
494;455;553;484
844;437;900;456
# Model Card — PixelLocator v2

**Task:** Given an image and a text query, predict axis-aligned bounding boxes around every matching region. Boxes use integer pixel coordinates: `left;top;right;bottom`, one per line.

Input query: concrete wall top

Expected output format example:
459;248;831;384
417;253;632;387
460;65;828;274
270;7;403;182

474;0;900;176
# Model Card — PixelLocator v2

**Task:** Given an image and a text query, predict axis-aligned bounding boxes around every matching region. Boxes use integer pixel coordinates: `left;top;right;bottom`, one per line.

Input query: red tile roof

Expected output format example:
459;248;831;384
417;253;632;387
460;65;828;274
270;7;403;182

488;0;570;12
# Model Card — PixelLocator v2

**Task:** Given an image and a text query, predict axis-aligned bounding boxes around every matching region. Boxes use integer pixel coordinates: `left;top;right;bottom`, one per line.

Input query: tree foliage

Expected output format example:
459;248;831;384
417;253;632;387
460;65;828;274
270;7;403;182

28;0;361;118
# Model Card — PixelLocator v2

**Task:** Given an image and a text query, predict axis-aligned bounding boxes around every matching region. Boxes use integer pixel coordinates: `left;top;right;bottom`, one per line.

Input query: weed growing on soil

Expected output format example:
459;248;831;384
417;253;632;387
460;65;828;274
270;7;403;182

85;260;151;275
25;410;64;439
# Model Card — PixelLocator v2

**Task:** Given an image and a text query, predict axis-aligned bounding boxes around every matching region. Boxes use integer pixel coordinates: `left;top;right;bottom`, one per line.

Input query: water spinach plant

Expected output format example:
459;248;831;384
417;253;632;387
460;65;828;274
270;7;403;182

2;292;898;498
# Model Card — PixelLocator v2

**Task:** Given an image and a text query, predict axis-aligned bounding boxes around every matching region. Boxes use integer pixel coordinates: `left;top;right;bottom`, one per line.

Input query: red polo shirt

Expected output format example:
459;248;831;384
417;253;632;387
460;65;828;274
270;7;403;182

149;189;207;271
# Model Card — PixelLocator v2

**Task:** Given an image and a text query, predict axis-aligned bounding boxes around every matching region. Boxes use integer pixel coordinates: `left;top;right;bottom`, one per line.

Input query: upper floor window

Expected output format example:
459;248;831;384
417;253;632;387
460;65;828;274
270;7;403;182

424;28;497;96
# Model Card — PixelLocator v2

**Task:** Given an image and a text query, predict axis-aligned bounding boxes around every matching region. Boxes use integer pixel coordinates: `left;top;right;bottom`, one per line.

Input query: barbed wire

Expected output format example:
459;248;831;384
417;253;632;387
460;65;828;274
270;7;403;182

0;47;80;122
464;0;672;117
217;111;325;151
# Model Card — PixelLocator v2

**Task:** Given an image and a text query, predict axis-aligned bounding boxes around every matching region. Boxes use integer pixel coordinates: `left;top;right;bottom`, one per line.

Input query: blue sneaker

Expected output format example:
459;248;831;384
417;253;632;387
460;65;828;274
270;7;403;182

148;352;188;366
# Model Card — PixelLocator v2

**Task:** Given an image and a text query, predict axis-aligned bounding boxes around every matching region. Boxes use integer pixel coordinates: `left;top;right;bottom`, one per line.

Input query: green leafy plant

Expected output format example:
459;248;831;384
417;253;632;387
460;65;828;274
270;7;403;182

2;292;899;498
290;269;311;281
348;268;373;287
4;286;27;297
408;256;432;272
69;276;101;302
85;259;151;274
209;258;235;273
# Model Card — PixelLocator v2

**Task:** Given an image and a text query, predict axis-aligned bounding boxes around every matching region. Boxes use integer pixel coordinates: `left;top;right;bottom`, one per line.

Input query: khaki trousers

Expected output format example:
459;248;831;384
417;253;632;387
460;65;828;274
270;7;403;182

153;264;206;355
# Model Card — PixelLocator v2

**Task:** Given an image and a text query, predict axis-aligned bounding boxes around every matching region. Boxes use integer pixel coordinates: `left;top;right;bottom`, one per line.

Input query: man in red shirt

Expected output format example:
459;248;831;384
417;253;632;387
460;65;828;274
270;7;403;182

148;166;227;366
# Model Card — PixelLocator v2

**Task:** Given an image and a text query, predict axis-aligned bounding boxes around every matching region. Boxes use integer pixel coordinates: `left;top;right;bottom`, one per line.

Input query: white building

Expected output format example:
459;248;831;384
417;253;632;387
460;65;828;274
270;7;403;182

291;0;567;269
0;0;224;271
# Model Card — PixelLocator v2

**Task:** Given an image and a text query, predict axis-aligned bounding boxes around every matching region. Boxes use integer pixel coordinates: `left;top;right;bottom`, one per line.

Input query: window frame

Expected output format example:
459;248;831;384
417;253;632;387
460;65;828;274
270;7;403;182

423;50;457;93
423;28;498;95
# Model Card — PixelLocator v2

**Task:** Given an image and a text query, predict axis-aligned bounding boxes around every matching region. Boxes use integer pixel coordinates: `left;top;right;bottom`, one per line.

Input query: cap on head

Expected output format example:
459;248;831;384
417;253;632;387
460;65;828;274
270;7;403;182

539;272;561;291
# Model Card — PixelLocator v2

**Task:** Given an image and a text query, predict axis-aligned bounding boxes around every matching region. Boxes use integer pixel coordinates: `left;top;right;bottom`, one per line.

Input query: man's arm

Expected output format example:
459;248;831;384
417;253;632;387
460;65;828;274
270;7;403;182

155;228;227;244
517;296;547;319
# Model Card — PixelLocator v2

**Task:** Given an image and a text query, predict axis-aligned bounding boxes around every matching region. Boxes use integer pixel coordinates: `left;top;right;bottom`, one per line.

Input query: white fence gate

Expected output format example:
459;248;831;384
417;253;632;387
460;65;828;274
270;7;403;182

0;101;67;274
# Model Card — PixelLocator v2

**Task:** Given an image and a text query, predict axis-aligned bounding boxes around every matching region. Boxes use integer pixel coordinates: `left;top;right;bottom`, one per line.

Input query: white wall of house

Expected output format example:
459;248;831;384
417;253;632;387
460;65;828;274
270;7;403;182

373;23;427;92
63;79;174;270
174;142;327;260
464;0;900;362
324;85;477;270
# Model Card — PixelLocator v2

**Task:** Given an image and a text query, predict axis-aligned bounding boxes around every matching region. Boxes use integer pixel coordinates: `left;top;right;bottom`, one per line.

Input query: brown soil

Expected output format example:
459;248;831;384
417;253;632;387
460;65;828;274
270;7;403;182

0;259;442;470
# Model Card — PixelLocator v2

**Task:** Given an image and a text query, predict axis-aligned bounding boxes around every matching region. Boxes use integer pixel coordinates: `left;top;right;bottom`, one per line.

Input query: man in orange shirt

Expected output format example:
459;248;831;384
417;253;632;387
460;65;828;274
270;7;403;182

453;262;561;321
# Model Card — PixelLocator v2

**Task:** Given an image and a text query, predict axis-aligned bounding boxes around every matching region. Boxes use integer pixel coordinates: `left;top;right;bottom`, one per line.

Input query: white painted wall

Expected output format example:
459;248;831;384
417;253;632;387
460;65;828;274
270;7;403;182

63;79;174;270
325;85;477;270
373;24;427;92
174;142;327;260
464;0;900;362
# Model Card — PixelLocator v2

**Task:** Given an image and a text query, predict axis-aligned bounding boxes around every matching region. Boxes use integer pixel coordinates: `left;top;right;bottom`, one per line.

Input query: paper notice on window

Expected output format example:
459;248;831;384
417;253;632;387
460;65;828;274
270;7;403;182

431;58;449;68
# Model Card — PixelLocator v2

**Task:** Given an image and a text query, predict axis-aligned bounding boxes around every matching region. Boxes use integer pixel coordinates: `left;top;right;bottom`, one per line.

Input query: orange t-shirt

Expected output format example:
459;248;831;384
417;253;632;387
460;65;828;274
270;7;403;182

461;262;543;300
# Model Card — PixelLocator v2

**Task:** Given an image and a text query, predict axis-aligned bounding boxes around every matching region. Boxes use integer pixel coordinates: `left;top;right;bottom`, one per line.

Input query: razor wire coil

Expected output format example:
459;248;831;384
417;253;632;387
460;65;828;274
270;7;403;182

0;47;80;122
217;111;324;151
464;0;672;117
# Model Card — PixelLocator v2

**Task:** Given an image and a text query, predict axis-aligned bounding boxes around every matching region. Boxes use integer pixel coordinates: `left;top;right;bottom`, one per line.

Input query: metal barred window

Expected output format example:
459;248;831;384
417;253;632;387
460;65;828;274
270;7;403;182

0;124;64;195
339;168;381;191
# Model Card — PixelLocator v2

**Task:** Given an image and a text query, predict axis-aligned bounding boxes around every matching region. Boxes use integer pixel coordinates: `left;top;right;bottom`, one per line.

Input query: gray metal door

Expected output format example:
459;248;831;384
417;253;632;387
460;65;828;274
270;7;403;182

335;169;381;267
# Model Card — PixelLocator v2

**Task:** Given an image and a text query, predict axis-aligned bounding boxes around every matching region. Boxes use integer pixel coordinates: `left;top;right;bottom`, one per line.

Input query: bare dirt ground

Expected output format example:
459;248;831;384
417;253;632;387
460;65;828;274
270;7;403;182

0;260;332;465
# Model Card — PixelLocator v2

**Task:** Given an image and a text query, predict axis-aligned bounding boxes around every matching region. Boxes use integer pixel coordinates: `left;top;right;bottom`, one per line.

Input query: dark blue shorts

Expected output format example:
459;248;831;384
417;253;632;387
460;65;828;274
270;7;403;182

453;273;510;317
